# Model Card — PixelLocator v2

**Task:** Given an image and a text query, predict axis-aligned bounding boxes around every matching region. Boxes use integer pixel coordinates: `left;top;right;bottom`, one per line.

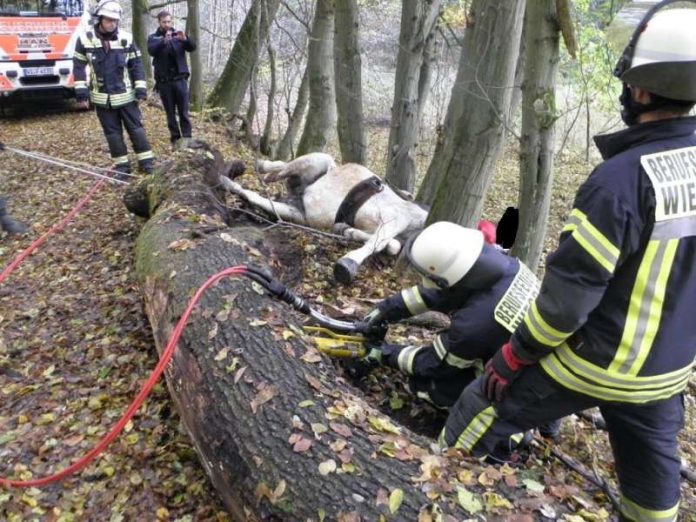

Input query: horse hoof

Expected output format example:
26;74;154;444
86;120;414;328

334;259;359;285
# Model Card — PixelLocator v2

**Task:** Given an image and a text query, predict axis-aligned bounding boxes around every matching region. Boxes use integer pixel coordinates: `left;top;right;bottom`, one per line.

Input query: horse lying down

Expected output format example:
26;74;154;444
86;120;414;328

220;152;428;284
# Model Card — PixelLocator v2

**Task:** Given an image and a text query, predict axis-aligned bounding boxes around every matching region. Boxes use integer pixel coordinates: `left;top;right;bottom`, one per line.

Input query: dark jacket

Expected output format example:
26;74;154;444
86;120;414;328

73;25;146;107
147;27;196;82
512;116;696;404
379;251;539;371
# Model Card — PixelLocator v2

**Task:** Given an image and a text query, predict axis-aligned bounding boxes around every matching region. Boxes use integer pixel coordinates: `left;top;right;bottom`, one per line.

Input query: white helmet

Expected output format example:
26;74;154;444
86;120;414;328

615;5;696;102
94;0;122;20
407;222;484;288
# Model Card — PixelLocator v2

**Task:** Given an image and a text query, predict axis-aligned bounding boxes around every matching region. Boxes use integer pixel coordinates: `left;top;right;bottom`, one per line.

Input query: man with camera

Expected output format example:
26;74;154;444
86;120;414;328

147;11;196;147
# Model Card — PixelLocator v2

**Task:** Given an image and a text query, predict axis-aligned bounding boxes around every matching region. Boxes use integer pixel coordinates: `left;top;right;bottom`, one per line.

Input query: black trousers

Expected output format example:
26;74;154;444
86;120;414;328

96;102;154;173
441;365;683;521
158;78;192;143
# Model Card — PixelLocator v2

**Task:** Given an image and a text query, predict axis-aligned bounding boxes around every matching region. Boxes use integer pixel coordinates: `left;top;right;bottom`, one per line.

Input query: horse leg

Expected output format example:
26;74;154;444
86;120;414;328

332;223;401;256
333;219;404;284
220;176;307;224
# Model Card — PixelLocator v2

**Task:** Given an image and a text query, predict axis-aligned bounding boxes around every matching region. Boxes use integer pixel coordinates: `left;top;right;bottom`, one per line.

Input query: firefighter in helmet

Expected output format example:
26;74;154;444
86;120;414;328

439;4;696;521
73;0;154;179
354;221;561;441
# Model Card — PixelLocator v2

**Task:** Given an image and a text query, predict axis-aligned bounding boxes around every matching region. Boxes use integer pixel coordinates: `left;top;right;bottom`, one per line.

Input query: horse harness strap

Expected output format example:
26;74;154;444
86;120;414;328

334;176;384;227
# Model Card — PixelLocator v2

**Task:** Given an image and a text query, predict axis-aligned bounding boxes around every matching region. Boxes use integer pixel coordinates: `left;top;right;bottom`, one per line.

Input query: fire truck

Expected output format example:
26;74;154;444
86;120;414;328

0;0;89;105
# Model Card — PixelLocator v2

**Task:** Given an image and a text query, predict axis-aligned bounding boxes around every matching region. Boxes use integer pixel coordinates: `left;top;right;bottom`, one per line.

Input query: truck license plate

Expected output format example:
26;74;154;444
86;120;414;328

23;67;54;76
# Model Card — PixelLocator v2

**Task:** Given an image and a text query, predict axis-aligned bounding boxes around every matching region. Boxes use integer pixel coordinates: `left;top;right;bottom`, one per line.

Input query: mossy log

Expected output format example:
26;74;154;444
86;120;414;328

128;143;451;521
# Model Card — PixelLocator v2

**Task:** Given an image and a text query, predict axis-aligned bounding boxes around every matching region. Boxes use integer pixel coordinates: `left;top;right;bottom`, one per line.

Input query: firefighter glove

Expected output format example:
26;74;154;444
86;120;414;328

354;308;388;341
482;341;530;403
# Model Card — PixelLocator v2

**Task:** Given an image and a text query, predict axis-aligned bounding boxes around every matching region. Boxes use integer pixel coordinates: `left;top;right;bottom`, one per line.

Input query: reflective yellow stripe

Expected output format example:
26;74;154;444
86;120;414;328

563;208;620;273
112;155;129;165
437;427;447;447
620;494;679;522
401;286;428;316
433;335;478;369
397;345;421;374
523;302;572;347
611;240;679;374
540;348;691;403
134;80;147;89
74;51;87;61
136;150;154;161
90;91;108;105
454;406;496;451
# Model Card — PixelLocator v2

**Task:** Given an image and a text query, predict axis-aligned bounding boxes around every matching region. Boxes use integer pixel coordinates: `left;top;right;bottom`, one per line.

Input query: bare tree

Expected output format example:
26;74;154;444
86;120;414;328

417;0;525;226
385;0;441;192
260;41;277;156
186;0;204;110
132;0;152;82
207;0;281;114
333;0;365;164
296;0;335;156
511;0;566;271
275;64;310;160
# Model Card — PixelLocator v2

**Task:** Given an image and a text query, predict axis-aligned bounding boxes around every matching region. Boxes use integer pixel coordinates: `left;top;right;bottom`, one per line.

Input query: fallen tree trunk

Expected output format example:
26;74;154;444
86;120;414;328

127;143;442;520
127;142;615;520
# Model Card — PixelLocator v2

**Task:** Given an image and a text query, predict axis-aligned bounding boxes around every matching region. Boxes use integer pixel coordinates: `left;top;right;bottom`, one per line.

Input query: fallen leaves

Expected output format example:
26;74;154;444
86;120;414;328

250;385;278;413
318;459;337;476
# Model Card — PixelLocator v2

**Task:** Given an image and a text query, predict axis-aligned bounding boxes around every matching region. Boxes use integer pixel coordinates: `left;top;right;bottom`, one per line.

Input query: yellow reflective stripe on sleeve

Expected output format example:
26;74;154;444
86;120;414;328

74;51;87;61
397;345;421;375
523;302;572;347
564;208;620;273
620;494;679;522
433;335;478;369
610;239;679;375
74;82;88;89
401;286;428;316
136;150;154;161
134;80;147;89
454;406;496;452
540;348;691;403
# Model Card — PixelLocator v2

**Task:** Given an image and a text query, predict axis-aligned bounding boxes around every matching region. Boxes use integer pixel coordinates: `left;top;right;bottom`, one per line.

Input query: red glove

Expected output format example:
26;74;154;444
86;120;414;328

481;341;531;402
477;220;497;245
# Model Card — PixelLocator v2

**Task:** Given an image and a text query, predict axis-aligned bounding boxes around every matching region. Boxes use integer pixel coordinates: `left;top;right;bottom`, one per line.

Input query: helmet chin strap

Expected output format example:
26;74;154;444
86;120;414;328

619;83;665;126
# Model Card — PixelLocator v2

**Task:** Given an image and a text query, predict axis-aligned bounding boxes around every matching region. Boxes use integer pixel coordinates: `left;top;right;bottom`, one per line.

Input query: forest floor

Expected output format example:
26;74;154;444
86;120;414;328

1;101;695;521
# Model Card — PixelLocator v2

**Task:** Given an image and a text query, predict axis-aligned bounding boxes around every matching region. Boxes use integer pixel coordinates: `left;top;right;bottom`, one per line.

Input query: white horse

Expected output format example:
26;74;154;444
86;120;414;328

220;152;428;284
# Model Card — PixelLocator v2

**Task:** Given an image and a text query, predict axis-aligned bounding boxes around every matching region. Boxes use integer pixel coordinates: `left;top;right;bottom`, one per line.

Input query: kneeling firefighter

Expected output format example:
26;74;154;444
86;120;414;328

354;221;561;439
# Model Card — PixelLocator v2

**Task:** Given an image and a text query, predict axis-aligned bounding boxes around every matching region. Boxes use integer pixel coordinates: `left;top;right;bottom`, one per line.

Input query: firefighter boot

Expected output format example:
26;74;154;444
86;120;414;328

0;197;28;235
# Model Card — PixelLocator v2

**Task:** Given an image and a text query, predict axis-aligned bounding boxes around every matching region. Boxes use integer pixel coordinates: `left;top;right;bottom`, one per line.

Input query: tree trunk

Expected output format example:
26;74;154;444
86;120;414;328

125;143;615;521
127;145;443;521
206;0;281;114
511;0;561;272
296;0;336;156
385;0;441;192
186;0;204;111
416;0;524;227
333;0;366;164
275;65;310;160
260;41;277;156
131;0;152;82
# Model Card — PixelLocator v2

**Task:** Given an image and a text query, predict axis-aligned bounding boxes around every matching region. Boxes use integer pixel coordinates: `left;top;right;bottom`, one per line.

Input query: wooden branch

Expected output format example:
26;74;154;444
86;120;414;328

280;0;310;30
148;0;186;11
556;0;577;59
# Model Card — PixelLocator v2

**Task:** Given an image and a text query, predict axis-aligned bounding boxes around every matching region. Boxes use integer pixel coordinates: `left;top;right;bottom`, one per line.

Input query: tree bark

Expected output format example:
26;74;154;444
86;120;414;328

333;0;366;164
186;0;204;110
385;0;441;192
132;0;152;82
260;40;277;156
416;0;524;227
296;0;336;156
511;0;561;272
275;64;310;160
206;0;281;114
128;145;440;520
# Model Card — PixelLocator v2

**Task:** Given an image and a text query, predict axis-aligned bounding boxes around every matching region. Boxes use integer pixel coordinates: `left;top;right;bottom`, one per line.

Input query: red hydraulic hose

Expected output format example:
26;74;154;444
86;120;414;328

0;180;106;285
0;265;248;488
